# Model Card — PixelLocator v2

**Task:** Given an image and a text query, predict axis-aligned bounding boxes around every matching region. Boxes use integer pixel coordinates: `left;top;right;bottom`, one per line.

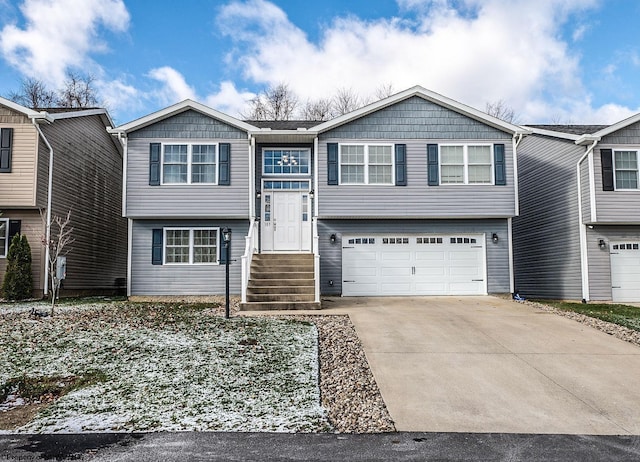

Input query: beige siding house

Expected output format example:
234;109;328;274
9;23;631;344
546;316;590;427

0;98;126;298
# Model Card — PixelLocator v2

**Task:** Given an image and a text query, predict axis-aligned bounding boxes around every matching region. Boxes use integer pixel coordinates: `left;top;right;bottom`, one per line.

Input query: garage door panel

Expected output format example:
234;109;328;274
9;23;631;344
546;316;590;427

610;242;640;302
342;234;486;296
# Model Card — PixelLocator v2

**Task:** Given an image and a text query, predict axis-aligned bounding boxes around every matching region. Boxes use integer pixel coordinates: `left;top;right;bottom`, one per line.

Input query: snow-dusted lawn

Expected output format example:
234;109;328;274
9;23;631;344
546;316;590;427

0;301;327;433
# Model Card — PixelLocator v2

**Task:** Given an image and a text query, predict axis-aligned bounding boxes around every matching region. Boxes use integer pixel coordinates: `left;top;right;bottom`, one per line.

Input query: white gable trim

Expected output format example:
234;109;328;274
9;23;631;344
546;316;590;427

521;126;581;141
113;99;258;134
576;112;640;145
312;85;526;135
0;96;42;117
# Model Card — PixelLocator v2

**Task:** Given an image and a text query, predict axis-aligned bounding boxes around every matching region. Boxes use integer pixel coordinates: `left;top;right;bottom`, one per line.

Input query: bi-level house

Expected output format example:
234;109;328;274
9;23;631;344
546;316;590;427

113;86;526;308
0;97;126;298
514;114;640;302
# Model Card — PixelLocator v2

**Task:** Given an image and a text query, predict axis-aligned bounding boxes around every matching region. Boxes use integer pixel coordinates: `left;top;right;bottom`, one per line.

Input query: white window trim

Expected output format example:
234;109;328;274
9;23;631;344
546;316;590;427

439;143;494;185
163;227;220;265
0;218;8;258
161;142;219;185
613;149;639;191
338;143;395;185
262;148;312;176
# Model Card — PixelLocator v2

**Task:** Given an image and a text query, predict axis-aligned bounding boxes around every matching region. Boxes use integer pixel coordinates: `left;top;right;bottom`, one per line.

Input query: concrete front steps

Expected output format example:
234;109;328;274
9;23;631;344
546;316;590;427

240;253;321;311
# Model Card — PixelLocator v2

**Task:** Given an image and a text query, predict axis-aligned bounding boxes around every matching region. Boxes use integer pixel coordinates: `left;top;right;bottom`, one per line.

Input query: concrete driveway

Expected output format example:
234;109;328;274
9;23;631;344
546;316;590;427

324;296;640;435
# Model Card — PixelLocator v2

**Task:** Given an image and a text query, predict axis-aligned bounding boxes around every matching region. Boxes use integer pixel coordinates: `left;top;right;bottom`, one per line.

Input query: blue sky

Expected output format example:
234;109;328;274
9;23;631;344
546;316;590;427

0;0;639;125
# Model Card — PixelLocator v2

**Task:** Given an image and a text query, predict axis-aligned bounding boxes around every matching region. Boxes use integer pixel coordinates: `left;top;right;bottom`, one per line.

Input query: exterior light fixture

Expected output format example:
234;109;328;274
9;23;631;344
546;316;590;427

492;233;499;244
309;190;314;199
330;233;337;244
256;191;261;199
222;227;232;319
598;239;606;250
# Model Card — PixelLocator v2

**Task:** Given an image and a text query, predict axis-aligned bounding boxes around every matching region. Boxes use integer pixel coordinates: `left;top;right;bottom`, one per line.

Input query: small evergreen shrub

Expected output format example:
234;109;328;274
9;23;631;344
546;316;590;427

2;234;33;300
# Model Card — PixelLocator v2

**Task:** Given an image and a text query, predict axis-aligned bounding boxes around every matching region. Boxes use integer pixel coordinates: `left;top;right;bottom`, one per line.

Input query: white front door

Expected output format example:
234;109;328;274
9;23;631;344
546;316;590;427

610;241;640;302
262;191;311;251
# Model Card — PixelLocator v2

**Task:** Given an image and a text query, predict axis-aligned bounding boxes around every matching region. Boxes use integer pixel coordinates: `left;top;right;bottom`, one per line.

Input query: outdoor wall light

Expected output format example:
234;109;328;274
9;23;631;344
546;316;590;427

599;239;606;250
309;189;314;199
330;233;337;244
492;233;499;244
256;191;261;199
222;228;232;244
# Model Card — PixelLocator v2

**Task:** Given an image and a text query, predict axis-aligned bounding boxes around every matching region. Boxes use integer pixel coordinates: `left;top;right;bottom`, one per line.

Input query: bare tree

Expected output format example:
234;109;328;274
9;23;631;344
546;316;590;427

57;71;99;108
374;83;395;100
332;87;363;116
6;77;58;109
485;100;518;124
302;97;334;121
40;210;75;315
243;83;298;121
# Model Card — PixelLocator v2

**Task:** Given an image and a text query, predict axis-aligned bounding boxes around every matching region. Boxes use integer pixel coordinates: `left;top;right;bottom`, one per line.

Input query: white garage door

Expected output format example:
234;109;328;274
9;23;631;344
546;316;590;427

610;242;640;302
342;234;486;296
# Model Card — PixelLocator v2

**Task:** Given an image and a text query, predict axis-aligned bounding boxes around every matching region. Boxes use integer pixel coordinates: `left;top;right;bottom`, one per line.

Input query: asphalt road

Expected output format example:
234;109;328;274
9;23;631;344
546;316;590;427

2;432;640;461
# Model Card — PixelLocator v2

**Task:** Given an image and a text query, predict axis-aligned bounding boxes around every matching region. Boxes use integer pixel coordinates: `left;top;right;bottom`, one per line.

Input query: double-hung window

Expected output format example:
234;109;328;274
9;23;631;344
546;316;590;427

0;219;7;258
339;144;393;185
164;228;218;264
162;144;217;184
614;150;638;189
440;144;493;185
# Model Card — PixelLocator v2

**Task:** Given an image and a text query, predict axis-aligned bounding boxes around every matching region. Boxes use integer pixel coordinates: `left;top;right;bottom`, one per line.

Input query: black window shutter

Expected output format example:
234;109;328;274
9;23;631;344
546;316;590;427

601;149;614;191
427;144;439;186
8;220;21;243
327;143;338;185
152;229;163;265
149;143;161;186
395;144;407;186
0;128;13;173
494;144;506;186
219;143;231;185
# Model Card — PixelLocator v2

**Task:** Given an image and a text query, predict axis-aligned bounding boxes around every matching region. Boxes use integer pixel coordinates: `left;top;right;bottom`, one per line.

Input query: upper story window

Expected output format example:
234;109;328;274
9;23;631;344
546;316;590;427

163;144;217;184
0;219;7;257
339;144;393;185
614;150;638;189
263;149;310;175
164;227;218;264
440;145;493;185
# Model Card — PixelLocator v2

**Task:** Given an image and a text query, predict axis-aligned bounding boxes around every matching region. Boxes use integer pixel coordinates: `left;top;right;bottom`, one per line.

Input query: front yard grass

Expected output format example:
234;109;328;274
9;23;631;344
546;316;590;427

0;301;327;433
540;301;640;332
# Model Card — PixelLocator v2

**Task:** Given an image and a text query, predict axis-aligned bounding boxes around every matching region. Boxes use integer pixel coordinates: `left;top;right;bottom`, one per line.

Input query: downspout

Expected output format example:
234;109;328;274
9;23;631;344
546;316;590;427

314;136;319;217
250;135;255;218
33;119;54;297
576;139;599;302
509;132;524;294
119;133;128;217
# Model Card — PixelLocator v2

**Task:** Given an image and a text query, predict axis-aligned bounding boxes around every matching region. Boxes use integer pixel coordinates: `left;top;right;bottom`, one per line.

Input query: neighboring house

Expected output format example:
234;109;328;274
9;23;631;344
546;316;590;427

113;86;526;308
514;116;640;302
0;97;126;298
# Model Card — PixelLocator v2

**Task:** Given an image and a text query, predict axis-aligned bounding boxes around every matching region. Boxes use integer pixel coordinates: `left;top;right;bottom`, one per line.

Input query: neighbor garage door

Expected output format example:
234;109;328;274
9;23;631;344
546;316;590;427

610;241;640;302
342;234;486;296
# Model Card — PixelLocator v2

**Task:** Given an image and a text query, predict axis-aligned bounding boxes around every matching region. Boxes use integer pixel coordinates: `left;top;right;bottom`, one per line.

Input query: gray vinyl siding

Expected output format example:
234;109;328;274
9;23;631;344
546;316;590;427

513;135;584;300
586;225;640;300
317;218;510;295
592;145;640;223
130;219;247;295
580;157;592;224
317;97;515;218
600;120;640;145
126;111;250;218
39;115;127;291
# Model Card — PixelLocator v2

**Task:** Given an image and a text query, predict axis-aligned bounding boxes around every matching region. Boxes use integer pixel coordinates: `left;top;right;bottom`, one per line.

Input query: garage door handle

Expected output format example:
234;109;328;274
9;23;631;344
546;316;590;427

472;279;484;282
343;280;355;283
612;286;621;288
343;246;354;249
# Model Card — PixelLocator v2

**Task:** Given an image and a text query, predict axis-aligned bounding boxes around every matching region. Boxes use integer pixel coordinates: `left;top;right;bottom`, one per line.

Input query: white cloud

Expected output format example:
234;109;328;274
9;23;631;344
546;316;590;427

148;66;197;105
0;0;129;87
203;81;256;118
216;0;636;123
95;78;140;121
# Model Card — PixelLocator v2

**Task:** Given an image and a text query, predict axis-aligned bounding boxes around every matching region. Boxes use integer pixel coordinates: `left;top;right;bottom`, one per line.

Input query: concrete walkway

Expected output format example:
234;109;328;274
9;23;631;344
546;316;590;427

318;296;640;435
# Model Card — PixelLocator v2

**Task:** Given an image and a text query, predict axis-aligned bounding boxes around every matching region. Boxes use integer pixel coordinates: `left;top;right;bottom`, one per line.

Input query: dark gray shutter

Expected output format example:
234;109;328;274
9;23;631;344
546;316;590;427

494;144;506;186
0;128;13;173
152;229;163;265
149;143;161;186
8;220;21;243
427;144;439;186
601;149;614;191
395;144;407;186
327;143;338;185
218;143;231;185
